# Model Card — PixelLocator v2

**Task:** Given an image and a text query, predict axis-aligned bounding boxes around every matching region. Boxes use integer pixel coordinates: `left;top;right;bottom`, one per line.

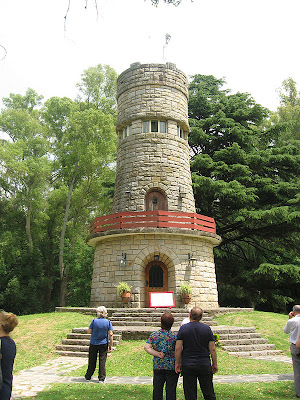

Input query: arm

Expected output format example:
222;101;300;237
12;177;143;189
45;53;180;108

209;341;218;374
87;328;92;334
108;330;113;352
283;314;293;334
296;336;300;349
144;343;164;358
175;339;183;374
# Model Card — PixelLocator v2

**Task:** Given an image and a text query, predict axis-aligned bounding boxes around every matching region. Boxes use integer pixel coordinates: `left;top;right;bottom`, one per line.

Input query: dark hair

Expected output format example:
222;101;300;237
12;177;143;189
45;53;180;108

190;307;203;322
0;311;18;334
161;312;174;330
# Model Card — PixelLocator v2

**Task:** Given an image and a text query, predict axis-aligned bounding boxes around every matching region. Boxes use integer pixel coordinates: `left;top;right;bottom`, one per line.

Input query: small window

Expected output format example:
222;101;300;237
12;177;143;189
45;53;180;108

177;125;184;138
151;120;158;132
122;124;132;139
143;121;149;133
143;120;166;134
160;121;166;133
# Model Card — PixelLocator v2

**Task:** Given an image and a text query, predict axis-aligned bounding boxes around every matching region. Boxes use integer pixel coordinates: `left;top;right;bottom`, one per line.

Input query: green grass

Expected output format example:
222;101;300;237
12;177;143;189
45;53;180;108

71;339;292;377
25;381;295;399
216;311;291;356
10;310;295;399
11;312;92;372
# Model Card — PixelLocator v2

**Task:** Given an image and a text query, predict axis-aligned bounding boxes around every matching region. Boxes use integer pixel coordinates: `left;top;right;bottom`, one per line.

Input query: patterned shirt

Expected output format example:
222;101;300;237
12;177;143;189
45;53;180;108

146;329;177;370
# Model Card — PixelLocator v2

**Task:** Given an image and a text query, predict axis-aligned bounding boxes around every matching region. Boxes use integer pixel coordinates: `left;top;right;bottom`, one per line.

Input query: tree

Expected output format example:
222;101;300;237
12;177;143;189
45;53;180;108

43;93;117;306
0;89;50;250
76;64;117;115
189;75;300;312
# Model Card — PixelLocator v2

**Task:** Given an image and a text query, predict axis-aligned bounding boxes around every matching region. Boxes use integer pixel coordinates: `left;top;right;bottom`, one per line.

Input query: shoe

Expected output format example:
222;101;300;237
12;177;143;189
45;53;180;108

85;376;91;381
98;380;105;383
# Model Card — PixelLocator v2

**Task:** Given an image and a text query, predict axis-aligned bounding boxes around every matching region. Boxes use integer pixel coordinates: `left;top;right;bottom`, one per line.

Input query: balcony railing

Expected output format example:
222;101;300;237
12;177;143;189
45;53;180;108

90;210;216;235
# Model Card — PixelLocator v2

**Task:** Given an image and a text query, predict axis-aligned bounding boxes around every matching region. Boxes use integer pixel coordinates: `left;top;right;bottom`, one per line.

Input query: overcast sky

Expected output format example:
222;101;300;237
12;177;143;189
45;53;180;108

0;0;299;111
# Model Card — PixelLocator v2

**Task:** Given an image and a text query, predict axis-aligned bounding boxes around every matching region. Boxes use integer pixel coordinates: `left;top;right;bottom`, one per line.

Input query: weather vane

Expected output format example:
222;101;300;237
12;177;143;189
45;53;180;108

163;33;171;62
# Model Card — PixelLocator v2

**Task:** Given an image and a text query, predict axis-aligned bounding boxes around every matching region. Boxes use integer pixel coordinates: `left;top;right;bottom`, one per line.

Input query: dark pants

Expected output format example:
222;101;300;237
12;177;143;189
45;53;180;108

182;365;216;400
85;343;108;381
153;369;179;400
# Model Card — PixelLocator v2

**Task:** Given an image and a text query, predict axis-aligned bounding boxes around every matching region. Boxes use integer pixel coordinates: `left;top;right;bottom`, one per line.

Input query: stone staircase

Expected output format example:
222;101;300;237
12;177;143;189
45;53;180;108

55;307;282;358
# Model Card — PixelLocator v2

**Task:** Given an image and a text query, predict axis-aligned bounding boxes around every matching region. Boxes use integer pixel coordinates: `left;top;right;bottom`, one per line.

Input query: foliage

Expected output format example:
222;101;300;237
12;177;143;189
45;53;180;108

116;282;132;297
189;74;300;312
179;282;191;296
0;65;117;313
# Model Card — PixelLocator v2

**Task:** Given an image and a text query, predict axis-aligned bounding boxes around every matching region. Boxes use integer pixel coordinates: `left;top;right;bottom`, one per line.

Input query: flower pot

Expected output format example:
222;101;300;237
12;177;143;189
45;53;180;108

121;291;131;303
182;294;191;304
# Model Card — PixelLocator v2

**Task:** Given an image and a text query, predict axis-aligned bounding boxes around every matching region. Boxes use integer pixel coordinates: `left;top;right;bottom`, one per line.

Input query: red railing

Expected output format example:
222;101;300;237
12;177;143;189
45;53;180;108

90;210;216;235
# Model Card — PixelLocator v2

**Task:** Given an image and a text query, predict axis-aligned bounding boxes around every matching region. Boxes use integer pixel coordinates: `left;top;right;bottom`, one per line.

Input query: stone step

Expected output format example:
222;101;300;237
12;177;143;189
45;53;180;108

220;338;269;346
229;350;283;357
62;339;120;347
67;333;122;341
213;326;257;334
218;332;262;340
109;315;212;322
222;343;276;352
56;351;89;357
56;344;116;353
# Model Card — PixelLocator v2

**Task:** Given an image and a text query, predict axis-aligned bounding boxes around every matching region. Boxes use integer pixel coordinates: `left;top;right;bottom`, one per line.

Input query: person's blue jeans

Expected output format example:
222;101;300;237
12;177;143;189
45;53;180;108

85;343;108;381
153;369;179;400
182;364;216;400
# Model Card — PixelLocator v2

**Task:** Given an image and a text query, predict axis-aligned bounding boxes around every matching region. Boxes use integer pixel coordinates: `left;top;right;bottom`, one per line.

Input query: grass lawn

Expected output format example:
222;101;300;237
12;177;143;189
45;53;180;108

70;339;293;377
11;312;92;372
10;310;296;399
216;310;291;356
25;381;295;399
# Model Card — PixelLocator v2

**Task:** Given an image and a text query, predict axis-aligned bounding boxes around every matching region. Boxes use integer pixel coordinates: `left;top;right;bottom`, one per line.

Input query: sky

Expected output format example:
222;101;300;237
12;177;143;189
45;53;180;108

0;0;300;112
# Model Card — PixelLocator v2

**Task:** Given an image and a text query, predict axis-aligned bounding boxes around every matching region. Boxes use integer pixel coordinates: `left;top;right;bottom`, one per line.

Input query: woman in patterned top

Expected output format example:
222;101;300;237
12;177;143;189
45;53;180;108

144;312;178;400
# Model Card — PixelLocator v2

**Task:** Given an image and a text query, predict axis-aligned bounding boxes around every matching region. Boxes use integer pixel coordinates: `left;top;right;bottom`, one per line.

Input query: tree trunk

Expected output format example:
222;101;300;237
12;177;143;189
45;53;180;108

58;161;79;306
25;203;33;251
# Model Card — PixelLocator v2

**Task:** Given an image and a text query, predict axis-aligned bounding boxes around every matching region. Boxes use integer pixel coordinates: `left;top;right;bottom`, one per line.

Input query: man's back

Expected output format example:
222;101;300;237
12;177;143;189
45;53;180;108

177;322;214;365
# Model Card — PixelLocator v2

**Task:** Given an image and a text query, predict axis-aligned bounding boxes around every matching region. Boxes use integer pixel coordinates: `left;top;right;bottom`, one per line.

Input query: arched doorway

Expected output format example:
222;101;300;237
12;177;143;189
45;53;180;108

145;261;168;307
145;189;168;211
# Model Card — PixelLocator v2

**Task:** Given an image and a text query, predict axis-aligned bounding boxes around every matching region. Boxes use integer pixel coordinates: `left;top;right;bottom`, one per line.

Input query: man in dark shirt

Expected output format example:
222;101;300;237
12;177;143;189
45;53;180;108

175;307;218;400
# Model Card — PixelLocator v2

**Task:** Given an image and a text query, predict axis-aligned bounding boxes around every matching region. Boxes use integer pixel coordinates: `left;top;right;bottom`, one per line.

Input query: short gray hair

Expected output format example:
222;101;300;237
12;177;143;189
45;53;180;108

293;305;300;313
97;306;107;318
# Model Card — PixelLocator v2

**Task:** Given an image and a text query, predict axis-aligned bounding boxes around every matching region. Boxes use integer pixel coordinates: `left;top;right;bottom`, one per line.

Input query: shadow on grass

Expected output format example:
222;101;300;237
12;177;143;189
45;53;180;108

27;381;295;400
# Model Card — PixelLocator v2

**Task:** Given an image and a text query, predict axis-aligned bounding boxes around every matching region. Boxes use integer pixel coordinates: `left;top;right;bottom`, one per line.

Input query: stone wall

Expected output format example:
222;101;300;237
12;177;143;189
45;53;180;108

90;230;220;309
112;62;195;213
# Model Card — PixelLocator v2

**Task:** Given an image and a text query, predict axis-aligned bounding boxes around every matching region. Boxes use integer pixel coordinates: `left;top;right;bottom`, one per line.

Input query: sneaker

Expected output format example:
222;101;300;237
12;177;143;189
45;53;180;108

98;380;105;383
85;377;91;381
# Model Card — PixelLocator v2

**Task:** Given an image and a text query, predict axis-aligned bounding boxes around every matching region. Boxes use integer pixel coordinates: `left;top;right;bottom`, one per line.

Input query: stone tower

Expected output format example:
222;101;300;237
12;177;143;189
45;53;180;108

87;62;221;308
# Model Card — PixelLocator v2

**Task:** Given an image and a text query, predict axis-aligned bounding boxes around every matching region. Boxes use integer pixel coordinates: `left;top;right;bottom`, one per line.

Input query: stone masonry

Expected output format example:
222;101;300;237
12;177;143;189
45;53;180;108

88;62;221;308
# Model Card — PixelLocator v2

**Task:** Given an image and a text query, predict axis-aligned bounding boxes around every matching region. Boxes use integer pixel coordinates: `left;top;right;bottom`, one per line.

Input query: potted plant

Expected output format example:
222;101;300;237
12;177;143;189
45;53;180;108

179;282;192;304
116;281;132;303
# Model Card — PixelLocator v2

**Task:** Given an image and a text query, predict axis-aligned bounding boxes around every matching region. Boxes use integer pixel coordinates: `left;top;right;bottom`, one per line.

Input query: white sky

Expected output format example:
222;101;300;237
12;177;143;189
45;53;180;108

0;0;299;111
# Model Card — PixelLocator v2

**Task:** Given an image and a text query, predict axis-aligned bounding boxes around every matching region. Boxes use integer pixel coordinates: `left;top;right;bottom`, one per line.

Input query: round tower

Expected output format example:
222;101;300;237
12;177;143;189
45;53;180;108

113;62;195;214
88;63;221;309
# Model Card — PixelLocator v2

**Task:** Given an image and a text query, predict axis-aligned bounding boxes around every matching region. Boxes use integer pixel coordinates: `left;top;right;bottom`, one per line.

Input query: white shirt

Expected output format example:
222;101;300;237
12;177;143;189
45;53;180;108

283;314;300;344
181;317;190;326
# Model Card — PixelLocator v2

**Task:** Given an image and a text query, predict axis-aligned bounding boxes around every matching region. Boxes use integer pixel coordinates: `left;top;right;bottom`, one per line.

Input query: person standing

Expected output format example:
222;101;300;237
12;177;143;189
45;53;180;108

0;311;18;400
284;305;300;398
144;312;178;400
175;307;218;400
85;306;113;383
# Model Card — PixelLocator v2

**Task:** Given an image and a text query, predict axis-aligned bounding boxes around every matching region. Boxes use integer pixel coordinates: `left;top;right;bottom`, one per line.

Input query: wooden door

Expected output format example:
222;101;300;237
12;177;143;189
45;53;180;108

145;190;167;211
145;261;168;307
